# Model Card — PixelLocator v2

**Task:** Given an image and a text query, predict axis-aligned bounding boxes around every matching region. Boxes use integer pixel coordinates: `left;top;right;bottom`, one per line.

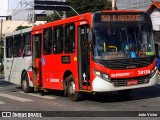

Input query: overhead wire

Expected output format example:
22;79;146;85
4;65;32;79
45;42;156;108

9;1;21;15
11;0;33;16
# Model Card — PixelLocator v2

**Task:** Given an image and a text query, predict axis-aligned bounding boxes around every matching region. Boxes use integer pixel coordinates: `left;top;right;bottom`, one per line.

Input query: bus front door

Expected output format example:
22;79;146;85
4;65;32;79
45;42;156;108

32;34;42;88
78;25;90;90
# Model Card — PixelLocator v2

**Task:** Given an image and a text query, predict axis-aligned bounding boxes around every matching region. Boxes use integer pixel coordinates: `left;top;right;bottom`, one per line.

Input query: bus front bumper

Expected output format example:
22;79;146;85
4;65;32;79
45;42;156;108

92;72;158;92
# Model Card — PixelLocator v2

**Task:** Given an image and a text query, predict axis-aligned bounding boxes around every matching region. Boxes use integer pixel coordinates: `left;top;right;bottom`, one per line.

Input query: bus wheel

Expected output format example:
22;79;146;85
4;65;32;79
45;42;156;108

118;89;132;96
22;73;33;93
67;75;82;101
63;77;68;97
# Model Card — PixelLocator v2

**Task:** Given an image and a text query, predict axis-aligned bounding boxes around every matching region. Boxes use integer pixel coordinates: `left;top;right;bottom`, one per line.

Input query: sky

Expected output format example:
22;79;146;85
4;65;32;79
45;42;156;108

1;0;160;17
0;0;62;17
0;0;8;16
0;0;33;16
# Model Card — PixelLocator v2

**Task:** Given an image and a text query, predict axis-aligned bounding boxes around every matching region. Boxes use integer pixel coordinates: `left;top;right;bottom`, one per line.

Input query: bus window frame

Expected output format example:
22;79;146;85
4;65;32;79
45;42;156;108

6;36;13;58
13;34;22;57
23;32;31;57
64;23;75;53
53;25;64;54
43;27;53;55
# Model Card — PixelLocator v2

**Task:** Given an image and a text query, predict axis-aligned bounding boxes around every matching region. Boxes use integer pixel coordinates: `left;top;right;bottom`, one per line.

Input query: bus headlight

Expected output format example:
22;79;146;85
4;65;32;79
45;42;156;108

94;70;101;77
94;69;110;81
102;73;109;79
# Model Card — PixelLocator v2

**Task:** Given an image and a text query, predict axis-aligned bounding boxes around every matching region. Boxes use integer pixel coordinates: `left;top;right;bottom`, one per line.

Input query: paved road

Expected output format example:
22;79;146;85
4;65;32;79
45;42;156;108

0;74;160;119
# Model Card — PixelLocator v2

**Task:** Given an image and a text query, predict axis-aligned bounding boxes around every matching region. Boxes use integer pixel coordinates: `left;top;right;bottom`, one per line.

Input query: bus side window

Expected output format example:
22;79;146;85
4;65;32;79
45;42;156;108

43;28;52;55
64;23;75;53
13;35;21;57
53;26;63;54
23;33;31;56
6;37;13;58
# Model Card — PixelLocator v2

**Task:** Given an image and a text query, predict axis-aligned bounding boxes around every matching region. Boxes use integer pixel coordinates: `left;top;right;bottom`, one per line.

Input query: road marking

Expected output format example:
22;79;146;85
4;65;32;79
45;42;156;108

0;94;33;102
0;101;5;104
19;91;57;100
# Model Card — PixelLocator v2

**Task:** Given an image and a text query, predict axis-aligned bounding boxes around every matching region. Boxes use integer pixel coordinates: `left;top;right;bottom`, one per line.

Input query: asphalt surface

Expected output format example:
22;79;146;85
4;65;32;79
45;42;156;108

0;74;160;120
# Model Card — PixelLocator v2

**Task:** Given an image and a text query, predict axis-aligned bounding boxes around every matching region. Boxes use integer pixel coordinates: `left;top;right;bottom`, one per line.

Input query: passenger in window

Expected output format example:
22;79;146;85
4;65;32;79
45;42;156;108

94;36;106;56
24;45;31;56
19;49;23;56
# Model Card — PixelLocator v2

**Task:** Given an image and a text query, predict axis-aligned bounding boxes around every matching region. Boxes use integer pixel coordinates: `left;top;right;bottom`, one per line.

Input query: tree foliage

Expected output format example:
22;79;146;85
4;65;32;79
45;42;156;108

47;11;64;22
69;0;111;15
47;0;112;22
15;26;30;31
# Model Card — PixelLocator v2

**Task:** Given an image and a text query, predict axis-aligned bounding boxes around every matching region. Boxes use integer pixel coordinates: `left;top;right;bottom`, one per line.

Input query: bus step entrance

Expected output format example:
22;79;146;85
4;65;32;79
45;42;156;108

82;81;90;90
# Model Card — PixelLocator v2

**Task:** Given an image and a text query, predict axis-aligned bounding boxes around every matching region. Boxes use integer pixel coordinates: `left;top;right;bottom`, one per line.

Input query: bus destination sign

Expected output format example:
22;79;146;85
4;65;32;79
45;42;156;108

93;13;149;23
101;15;141;22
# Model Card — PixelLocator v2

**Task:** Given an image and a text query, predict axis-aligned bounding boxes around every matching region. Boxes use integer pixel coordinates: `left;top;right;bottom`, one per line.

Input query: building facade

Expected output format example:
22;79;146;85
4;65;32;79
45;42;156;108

116;0;152;11
147;2;160;56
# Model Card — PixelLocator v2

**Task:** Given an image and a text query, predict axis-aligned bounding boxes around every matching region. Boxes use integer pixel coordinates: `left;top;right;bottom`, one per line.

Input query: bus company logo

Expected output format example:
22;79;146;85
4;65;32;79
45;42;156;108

111;72;131;77
2;112;11;117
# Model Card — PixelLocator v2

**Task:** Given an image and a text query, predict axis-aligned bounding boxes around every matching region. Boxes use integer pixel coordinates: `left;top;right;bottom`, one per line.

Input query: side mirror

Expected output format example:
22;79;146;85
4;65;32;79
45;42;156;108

88;30;93;44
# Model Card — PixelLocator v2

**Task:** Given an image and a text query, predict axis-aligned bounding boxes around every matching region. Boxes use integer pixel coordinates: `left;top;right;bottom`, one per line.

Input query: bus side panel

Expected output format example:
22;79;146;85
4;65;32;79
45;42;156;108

42;55;63;90
24;56;33;86
5;57;24;85
42;53;78;90
4;58;13;82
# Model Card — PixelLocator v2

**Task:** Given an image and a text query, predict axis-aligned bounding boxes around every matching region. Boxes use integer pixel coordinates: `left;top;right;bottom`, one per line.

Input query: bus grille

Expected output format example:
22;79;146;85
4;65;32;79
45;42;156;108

111;75;151;87
98;56;155;70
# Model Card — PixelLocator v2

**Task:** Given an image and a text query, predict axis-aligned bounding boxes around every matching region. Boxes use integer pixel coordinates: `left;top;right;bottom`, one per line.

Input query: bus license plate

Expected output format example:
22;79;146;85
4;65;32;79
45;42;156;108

127;80;138;85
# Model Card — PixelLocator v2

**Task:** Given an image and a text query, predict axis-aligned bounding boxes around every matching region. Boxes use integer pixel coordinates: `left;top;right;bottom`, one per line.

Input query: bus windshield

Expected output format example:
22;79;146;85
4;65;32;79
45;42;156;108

92;24;155;60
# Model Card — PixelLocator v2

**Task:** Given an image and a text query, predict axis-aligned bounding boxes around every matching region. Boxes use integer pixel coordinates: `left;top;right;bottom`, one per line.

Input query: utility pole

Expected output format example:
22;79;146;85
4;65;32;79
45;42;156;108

0;19;3;60
0;19;3;44
112;0;116;10
63;0;67;19
32;1;35;26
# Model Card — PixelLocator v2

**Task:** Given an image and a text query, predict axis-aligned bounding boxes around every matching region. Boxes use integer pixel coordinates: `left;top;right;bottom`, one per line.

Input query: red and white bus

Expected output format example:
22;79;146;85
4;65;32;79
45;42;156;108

4;10;157;101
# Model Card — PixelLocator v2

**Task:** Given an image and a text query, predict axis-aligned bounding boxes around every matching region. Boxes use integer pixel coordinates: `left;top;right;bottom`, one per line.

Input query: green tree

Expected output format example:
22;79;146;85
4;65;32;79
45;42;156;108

47;0;112;22
69;0;111;15
46;11;64;22
15;25;31;31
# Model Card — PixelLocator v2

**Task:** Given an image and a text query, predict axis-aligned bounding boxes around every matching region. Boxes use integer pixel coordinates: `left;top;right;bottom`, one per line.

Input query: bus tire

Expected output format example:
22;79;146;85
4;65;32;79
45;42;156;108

22;73;33;93
118;89;132;96
67;75;82;101
63;77;68;97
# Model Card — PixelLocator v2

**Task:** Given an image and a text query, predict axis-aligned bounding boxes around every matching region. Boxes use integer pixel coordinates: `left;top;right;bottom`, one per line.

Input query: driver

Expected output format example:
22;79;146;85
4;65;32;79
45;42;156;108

94;36;106;57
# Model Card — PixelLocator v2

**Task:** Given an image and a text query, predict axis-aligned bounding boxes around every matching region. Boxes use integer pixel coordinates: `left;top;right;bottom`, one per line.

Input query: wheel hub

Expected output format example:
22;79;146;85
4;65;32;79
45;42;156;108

69;81;76;95
22;80;27;90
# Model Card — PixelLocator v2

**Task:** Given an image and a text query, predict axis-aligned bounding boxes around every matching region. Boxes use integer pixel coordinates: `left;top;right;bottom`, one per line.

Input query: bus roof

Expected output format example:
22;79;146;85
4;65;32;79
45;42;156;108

5;27;33;37
101;9;145;13
32;12;92;31
32;9;147;31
